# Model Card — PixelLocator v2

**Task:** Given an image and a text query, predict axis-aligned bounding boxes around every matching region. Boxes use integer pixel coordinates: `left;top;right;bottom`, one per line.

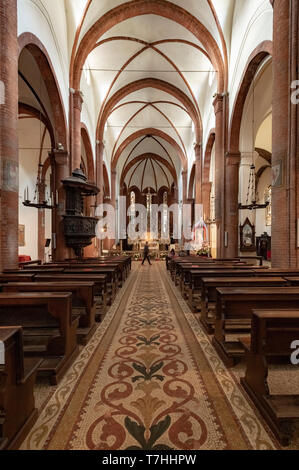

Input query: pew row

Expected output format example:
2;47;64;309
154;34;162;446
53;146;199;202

240;310;299;446
212;287;299;367
34;274;107;321
0;327;41;450
200;277;289;334
0;282;97;345
0;293;79;385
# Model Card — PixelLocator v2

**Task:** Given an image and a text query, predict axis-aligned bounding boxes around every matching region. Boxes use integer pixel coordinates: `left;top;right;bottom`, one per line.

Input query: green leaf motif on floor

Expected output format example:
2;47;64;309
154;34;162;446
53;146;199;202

132;361;164;382
138;318;157;326
136;334;160;346
125;415;173;450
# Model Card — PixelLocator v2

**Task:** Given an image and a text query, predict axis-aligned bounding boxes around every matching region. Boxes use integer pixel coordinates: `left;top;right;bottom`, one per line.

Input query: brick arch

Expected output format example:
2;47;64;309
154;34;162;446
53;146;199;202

112;128;187;171
203;129;215;183
228;41;273;154
72;0;225;92
97;77;201;144
18;33;68;149
120;153;178;188
188;163;196;199
81;123;95;182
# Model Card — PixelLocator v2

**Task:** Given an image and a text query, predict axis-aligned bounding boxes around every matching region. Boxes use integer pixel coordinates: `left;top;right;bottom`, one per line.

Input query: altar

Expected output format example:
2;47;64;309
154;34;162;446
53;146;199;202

140;241;160;251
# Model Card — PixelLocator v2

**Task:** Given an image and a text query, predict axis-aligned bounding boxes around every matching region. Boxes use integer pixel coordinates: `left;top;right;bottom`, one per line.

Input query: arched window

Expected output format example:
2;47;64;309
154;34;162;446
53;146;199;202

265;186;272;226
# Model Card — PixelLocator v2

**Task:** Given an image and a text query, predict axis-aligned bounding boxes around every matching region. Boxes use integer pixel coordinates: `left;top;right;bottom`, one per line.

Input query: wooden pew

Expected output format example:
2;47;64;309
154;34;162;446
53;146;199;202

282;277;299;286
253;269;299;277
41;262;125;289
5;267;65;274
34;274;107;321
186;269;256;312
240;310;299;446
200;277;289;334
1;282;96;345
19;259;42;267
0;293;79;385
213;287;299;367
0;327;41;450
63;267;117;304
0;273;36;283
179;263;255;299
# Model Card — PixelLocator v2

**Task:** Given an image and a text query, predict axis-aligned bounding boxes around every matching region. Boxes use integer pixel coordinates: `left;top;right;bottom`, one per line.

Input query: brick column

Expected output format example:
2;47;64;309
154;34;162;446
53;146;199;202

182;170;187;204
271;0;298;267
52;150;70;261
70;90;83;172
110;170;117;248
96;141;104;206
181;170;187;245
213;94;226;258
95;140;104;255
224;152;240;258
0;0;18;271
202;182;212;221
111;170;117;208
194;143;202;205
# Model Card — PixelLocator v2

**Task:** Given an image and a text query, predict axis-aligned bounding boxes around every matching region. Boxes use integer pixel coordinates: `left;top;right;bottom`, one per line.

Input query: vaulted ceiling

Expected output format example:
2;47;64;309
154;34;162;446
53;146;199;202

66;0;236;192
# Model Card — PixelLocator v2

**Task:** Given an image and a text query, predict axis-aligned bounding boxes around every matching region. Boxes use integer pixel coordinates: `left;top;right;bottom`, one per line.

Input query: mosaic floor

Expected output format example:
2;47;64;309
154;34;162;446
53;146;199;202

20;263;298;450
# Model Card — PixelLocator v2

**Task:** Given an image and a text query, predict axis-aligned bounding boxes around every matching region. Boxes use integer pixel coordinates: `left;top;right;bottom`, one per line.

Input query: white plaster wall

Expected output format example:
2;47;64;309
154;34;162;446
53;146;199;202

18;118;52;259
256;167;271;237
229;0;273;121
18;0;70;122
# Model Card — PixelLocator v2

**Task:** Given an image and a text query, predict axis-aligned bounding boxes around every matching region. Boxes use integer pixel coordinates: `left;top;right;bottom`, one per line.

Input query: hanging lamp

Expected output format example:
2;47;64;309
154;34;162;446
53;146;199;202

238;76;269;211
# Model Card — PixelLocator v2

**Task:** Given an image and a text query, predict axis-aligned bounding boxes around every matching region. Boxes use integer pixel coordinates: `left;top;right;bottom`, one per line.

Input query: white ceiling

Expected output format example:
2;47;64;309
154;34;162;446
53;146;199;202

64;0;236;190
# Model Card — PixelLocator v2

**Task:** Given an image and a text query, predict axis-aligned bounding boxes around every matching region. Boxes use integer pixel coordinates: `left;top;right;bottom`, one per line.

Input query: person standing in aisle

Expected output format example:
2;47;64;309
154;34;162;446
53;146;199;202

142;241;152;265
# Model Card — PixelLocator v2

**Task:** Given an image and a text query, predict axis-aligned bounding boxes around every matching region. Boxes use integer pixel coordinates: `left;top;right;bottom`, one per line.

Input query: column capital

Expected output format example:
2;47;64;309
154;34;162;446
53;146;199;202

213;93;224;114
226;151;241;166
72;90;84;111
96;140;105;148
202;181;212;189
50;149;69;166
194;143;202;159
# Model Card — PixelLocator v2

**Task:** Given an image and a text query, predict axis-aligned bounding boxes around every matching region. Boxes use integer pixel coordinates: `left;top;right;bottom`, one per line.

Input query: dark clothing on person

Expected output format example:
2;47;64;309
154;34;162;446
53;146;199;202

142;244;152;265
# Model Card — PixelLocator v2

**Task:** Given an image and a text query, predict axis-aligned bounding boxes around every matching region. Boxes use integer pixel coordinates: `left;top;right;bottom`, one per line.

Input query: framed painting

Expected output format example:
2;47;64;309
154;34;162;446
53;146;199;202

240;217;256;252
18;224;25;247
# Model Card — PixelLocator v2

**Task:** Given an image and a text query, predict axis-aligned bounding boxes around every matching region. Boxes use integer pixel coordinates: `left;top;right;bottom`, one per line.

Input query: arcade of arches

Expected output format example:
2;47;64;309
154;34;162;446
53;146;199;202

0;0;299;452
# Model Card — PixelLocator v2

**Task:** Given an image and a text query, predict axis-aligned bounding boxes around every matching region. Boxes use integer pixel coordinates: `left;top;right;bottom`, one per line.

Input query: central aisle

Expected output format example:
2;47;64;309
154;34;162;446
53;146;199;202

21;263;278;450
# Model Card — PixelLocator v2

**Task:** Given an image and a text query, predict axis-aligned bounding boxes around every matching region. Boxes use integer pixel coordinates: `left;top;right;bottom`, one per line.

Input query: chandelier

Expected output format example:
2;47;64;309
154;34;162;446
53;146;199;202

238;76;270;211
238;164;269;211
23;163;57;210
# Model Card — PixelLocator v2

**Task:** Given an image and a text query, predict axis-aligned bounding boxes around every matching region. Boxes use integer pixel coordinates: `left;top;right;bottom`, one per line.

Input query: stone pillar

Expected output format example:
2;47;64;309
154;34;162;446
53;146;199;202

224;152;240;258
181;170;187;245
182;170;187;204
194;143;202;205
96;141;104;206
95;140;104;255
202;182;212;221
213;93;226;258
0;0;18;271
70;90;83;172
52;150;70;261
110;170;117;248
271;0;299;267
